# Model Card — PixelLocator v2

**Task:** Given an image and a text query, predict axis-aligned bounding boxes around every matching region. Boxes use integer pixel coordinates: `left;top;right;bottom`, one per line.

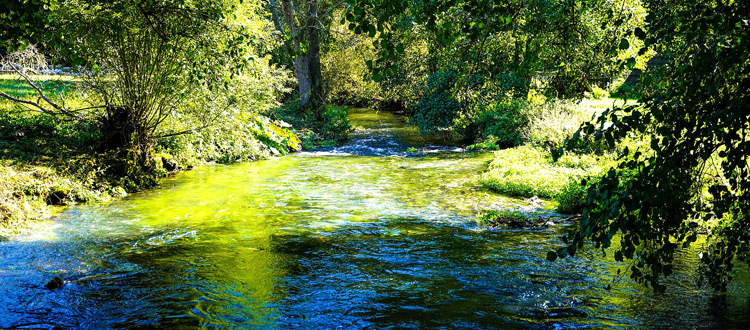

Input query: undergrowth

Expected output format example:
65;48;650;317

479;145;614;200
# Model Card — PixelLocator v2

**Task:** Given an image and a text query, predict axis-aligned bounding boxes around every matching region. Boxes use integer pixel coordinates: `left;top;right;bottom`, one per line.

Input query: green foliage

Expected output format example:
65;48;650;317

473;99;532;148
273;102;351;150
345;0;647;100
321;11;381;107
157;50;297;164
0;0;256;170
524;99;610;151
585;85;609;100
555;179;587;215
610;80;641;100
320;105;352;143
480;209;551;228
556;176;604;214
480;210;527;228
0;0;49;51
411;70;460;133
466;135;501;151
554;0;750;291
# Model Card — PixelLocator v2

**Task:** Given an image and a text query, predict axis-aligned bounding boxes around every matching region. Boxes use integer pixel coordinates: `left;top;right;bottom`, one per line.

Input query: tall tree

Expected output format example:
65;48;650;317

268;0;346;115
1;0;250;170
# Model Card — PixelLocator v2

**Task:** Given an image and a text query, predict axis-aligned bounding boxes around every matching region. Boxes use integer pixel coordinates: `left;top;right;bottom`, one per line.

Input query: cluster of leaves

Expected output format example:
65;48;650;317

344;0;648;95
411;70;461;133
320;10;381;107
550;0;750;291
471;99;532;148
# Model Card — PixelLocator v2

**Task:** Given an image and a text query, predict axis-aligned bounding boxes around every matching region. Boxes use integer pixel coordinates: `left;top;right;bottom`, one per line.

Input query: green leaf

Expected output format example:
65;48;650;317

619;38;630;50
634;27;647;40
546;251;558;262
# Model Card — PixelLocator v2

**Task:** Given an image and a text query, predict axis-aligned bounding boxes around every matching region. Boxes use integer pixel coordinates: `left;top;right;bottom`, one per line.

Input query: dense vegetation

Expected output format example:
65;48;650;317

2;0;748;294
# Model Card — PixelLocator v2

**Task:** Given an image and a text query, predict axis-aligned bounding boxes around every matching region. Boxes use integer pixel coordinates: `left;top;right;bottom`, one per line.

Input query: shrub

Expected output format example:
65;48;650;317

466;135;501;151
479;210;551;228
480;210;529;228
271;103;351;149
556;178;595;214
320;105;351;143
523;99;612;153
411;70;460;132
321;26;381;107
585;85;609;100
473;99;532;148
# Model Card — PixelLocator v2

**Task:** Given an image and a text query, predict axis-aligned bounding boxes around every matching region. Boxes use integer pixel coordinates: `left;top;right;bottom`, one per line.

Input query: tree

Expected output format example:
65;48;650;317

0;0;49;52
551;0;750;291
345;0;643;94
267;0;348;115
1;0;249;169
342;0;645;132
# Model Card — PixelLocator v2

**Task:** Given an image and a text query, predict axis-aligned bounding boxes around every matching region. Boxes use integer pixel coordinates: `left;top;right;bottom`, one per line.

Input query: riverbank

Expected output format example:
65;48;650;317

0;74;305;237
474;97;640;215
0;116;300;238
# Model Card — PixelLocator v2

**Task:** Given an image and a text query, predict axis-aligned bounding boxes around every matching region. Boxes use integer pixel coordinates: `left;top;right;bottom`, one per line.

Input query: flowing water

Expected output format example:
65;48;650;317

2;108;750;329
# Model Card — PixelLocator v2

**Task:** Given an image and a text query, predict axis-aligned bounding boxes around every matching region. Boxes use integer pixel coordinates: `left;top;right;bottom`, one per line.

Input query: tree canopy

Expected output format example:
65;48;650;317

551;0;750;291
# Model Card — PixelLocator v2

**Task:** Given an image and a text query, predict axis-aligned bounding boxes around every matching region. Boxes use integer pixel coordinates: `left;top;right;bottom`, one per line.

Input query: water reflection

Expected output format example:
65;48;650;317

1;108;749;329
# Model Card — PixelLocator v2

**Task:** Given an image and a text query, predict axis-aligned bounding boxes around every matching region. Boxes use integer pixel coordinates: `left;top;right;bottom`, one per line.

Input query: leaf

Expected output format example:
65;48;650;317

634;27;647;40
619;38;630;50
546;251;558;262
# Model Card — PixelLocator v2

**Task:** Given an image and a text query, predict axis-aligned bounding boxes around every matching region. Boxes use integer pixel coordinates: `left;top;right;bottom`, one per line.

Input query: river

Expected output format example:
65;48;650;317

1;108;750;329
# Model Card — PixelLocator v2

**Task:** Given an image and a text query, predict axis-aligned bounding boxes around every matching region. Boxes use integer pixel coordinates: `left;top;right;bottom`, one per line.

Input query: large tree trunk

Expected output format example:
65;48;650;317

302;0;323;115
276;0;324;115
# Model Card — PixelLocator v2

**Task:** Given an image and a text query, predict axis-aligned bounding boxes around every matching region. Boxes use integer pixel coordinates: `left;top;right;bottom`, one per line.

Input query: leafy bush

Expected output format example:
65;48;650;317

523;99;613;153
473;99;532;148
272;102;351;149
479;210;551;228
608;77;641;99
480;210;529;227
320;105;351;143
321;19;381;107
555;177;600;214
585;85;609;100
466;135;501;151
411;70;460;132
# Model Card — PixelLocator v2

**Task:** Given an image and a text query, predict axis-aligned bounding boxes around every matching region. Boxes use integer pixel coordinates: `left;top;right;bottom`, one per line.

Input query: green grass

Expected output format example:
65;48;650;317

0;74;79;100
478;95;646;214
480;145;615;199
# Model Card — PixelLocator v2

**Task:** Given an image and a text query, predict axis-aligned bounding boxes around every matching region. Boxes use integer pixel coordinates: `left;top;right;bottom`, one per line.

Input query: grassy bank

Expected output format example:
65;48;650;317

476;96;641;215
0;74;301;237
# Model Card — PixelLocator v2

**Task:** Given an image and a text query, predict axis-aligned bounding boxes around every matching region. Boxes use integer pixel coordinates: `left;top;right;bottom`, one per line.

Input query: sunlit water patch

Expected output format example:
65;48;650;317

1;108;750;329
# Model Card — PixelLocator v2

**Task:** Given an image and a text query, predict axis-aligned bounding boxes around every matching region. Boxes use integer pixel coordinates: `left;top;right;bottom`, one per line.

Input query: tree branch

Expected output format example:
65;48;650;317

320;0;347;19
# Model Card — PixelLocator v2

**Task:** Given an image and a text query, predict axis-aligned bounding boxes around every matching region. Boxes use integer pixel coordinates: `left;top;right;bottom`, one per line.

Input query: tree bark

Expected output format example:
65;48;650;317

275;0;324;115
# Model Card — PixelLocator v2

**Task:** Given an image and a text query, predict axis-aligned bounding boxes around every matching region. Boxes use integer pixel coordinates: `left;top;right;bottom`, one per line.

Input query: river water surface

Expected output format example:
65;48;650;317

2;108;750;329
